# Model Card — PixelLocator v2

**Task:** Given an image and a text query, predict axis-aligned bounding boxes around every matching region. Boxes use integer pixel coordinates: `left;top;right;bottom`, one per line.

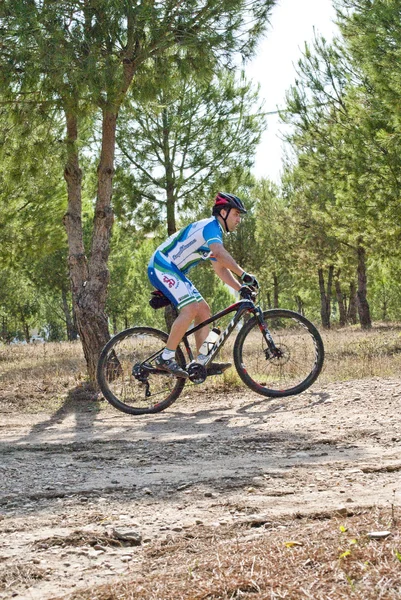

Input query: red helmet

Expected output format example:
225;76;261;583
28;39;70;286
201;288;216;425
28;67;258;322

212;192;247;216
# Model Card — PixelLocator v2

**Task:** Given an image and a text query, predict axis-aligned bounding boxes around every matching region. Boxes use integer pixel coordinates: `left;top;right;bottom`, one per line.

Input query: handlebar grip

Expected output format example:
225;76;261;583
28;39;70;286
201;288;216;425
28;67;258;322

239;285;257;300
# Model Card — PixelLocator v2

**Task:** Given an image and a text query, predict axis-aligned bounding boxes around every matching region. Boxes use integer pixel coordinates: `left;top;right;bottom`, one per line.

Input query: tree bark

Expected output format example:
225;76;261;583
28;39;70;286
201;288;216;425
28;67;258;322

295;295;304;316
162;108;177;236
347;281;358;324
318;265;334;329
334;270;347;327
61;286;78;340
356;242;372;329
272;272;279;309
381;287;388;321
63;110;115;381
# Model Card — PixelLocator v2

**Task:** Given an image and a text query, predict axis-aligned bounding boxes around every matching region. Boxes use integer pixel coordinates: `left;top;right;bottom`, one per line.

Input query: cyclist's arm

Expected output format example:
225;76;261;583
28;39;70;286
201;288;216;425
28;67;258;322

211;260;242;291
209;242;244;284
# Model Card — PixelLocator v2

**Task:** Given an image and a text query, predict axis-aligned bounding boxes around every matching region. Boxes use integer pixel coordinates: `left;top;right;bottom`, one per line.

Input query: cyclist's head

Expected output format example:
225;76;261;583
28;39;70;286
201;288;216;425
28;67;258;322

212;192;247;232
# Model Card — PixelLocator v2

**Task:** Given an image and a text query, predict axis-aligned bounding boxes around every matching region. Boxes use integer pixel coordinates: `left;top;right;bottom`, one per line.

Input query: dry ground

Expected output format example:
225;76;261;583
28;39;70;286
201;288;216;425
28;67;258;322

1;326;401;599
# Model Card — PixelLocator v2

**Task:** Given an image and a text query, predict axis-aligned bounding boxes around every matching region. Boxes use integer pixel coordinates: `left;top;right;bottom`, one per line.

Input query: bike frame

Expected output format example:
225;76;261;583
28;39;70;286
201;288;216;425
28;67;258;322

180;298;277;365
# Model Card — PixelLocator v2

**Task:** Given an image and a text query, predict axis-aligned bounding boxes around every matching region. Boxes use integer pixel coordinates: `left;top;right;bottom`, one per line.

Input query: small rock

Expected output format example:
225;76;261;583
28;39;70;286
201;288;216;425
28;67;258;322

112;528;142;545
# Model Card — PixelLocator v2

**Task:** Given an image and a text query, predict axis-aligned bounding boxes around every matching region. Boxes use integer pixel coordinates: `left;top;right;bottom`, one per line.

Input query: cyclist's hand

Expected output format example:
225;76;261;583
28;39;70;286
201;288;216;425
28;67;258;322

239;285;257;300
241;272;259;288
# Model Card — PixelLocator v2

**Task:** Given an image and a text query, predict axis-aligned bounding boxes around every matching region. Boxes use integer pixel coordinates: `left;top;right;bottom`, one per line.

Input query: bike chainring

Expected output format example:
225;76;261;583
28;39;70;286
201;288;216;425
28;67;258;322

187;362;207;384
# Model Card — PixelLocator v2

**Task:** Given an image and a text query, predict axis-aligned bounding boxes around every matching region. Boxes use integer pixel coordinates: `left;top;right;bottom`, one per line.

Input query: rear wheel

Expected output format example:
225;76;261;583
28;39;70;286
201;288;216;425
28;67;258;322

97;327;186;415
233;309;324;397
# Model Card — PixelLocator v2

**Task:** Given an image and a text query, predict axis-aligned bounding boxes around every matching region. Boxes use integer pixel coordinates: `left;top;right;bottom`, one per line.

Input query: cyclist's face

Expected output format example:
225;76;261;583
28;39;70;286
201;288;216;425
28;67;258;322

225;208;242;232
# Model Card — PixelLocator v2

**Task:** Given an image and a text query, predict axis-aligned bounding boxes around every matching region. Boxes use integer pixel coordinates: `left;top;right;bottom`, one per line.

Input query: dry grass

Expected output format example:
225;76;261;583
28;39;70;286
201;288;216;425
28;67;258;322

0;340;87;412
0;561;47;594
320;322;401;383
1;323;401;411
62;508;401;600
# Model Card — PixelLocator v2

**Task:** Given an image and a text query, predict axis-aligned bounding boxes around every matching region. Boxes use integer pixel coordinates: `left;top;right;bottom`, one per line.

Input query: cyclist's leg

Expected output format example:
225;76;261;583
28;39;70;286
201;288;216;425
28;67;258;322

193;300;211;351
148;253;206;373
148;251;201;313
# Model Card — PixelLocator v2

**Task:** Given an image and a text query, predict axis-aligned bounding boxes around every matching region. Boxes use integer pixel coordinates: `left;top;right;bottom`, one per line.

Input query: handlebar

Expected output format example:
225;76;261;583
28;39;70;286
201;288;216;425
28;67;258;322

239;285;258;301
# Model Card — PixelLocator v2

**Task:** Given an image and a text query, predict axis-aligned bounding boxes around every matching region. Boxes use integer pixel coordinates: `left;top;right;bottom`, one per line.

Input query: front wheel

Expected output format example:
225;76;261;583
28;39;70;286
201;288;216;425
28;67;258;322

233;309;324;397
97;327;186;415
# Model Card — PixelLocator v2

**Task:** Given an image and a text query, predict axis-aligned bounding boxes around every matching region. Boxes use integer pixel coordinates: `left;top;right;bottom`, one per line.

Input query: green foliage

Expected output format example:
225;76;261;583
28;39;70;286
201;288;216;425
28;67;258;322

114;66;265;233
8;0;401;338
275;2;401;324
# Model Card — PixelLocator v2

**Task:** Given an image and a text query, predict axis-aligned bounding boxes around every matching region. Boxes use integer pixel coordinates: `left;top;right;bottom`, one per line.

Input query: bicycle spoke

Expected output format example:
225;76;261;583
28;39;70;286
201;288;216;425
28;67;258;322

234;309;324;397
97;327;186;414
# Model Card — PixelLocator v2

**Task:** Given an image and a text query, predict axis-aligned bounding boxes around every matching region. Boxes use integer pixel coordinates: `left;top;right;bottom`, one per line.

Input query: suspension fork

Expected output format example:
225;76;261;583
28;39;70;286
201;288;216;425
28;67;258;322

252;306;279;354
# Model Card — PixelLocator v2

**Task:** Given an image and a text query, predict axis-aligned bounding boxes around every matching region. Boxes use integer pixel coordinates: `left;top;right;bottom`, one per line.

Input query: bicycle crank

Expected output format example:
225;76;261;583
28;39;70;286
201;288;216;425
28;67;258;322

187;362;207;384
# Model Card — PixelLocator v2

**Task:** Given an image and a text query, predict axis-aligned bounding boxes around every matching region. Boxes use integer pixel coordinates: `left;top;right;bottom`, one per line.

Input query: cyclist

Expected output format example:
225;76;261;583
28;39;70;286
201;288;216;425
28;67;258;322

147;192;258;378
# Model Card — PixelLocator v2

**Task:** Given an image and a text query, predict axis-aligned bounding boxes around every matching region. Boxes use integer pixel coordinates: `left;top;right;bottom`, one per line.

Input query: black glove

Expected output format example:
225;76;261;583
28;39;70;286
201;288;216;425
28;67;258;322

240;272;259;289
239;285;257;300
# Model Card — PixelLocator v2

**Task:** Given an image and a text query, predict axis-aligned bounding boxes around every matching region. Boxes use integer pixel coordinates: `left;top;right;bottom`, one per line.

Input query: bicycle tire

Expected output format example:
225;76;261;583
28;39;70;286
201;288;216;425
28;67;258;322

97;326;186;415
233;309;324;397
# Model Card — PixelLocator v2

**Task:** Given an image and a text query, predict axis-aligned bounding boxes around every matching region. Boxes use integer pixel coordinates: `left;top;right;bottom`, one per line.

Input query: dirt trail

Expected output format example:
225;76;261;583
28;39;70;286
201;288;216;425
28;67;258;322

1;377;401;599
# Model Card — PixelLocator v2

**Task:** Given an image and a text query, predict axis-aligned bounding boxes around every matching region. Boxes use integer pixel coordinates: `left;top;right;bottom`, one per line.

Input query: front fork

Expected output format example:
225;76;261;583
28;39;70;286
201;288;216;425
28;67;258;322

253;306;280;358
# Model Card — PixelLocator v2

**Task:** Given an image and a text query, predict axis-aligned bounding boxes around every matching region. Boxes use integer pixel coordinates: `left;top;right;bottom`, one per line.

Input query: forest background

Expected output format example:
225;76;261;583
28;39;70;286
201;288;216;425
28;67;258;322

1;0;401;381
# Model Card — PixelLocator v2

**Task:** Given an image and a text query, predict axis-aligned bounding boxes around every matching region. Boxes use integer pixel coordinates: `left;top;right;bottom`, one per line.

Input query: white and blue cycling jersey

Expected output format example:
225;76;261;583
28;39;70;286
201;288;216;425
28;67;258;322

157;216;223;273
148;217;224;309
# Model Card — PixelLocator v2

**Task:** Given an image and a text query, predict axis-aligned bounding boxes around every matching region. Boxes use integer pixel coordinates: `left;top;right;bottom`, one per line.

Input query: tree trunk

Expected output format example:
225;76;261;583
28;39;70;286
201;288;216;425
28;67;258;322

164;304;178;333
295;295;304;316
318;266;334;329
162;108;176;236
334;270;347;327
347;281;358;324
356;242;372;329
272;272;279;309
23;320;30;343
61;286;78;340
381;286;388;321
63;110;115;382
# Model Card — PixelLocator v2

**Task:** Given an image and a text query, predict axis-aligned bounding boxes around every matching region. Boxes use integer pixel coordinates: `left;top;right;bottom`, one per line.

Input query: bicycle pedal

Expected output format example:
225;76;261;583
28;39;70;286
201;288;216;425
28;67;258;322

206;362;232;376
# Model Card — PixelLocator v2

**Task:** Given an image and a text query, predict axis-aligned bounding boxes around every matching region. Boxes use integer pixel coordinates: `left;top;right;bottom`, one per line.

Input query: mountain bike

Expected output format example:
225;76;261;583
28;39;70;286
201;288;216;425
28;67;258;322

97;288;324;415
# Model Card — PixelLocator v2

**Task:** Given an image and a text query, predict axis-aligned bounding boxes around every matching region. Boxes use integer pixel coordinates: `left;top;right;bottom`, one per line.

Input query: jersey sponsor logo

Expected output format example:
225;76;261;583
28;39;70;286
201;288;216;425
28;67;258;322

172;238;197;260
163;275;177;288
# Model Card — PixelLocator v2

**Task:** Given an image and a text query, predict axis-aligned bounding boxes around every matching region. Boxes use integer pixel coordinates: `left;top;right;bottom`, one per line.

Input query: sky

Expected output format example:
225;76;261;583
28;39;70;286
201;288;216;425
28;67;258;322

246;0;339;182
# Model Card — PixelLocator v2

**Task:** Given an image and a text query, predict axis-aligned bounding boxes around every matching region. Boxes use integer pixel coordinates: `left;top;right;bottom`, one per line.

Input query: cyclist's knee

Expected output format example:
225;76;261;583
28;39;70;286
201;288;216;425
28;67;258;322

196;300;211;320
180;303;199;320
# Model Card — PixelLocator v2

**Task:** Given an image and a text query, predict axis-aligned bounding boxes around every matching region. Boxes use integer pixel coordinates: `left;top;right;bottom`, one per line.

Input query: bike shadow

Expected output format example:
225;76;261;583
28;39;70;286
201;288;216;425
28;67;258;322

132;387;332;437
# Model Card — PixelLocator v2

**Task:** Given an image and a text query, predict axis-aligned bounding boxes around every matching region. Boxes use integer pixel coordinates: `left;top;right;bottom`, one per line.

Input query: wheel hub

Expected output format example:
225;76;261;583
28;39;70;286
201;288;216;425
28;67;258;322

265;344;290;366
